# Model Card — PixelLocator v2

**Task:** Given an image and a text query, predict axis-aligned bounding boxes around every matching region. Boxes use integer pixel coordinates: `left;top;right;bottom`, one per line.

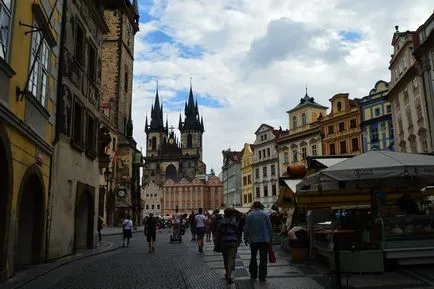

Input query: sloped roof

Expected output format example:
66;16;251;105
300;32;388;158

287;92;328;114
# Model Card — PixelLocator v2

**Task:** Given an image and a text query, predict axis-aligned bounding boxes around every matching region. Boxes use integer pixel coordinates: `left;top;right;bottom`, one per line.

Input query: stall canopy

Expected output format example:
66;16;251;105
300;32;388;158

319;151;434;183
276;179;301;208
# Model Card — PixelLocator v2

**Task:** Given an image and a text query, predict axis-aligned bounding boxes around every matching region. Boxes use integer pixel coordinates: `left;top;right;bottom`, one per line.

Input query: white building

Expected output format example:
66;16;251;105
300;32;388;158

141;181;163;218
388;27;432;153
252;124;279;208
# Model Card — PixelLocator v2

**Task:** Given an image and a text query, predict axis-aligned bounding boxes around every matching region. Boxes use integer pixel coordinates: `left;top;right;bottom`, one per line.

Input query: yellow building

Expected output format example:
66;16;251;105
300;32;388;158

277;90;327;177
241;143;254;207
0;0;62;280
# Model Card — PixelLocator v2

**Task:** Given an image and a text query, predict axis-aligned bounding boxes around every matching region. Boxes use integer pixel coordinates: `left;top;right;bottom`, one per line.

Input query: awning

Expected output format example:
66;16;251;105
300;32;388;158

284;179;300;193
315;158;348;168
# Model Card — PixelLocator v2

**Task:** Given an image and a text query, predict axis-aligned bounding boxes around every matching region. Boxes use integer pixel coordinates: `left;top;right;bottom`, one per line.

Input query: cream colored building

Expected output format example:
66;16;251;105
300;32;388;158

252;124;279;208
241;143;254;207
141;181;163;217
277;91;327;177
387;27;432;153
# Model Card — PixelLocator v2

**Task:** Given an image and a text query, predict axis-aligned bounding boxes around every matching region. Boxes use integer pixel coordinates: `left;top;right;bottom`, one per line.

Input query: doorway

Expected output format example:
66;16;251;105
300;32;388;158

16;169;45;269
75;190;94;250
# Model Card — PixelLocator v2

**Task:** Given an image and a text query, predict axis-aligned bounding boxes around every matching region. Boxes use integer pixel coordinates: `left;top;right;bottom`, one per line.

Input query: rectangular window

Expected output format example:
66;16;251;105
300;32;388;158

146;205;149;210
86;114;96;154
255;168;259;179
375;108;381;117
372;127;379;142
340;140;347;154
88;43;96;81
386;105;392;114
271;165;275;176
28;24;50;107
272;184;277;196
267;148;270;157
262;166;267;177
75;24;84;65
247;175;251;184
338;122;345;132
350;119;357;129
311;145;317;156
243;195;247;204
263;185;268;197
328;125;334;134
283;151;289;163
151;204;154;210
243;176;247;186
351;138;359;151
157;204;160;210
329;143;336;155
248;194;252;203
124;71;128;92
301;147;307;159
256;187;260;198
0;1;12;60
73;101;83;145
259;150;261;159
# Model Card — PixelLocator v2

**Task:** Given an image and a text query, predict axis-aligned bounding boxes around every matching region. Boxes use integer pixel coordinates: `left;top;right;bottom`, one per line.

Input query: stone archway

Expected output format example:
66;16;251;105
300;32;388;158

15;166;45;270
0;126;12;279
75;188;94;250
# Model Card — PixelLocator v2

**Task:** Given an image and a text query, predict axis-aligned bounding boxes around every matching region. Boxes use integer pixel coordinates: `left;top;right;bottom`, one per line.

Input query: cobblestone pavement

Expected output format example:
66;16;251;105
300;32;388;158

3;229;434;289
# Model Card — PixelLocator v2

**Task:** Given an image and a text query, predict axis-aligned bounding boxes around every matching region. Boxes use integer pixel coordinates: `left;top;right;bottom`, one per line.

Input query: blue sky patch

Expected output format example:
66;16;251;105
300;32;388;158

163;90;224;111
339;31;362;42
145;30;174;44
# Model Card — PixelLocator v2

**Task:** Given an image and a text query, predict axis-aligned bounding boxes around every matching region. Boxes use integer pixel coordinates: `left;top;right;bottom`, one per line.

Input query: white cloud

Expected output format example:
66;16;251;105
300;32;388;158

132;0;434;174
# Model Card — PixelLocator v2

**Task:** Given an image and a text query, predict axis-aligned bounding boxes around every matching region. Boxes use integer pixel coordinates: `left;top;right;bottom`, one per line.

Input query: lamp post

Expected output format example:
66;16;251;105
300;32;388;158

104;166;112;190
103;166;112;225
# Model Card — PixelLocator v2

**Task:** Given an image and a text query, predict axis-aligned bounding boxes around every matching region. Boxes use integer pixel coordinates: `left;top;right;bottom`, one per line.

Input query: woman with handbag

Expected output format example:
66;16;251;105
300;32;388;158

215;208;241;284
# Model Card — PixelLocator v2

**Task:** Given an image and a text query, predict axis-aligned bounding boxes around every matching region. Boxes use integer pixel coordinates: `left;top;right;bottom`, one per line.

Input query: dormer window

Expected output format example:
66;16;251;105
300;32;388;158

292;116;297;129
337;101;342;112
302;113;307;125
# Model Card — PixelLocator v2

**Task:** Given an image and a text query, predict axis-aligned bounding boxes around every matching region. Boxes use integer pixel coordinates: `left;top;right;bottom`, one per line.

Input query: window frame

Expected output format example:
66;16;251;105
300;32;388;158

28;21;50;108
0;0;13;62
71;98;85;150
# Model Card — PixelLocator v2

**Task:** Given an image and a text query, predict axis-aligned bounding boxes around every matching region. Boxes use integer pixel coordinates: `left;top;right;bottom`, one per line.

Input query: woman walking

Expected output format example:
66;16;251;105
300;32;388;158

194;208;206;252
205;212;212;242
215;208;241;284
144;213;157;253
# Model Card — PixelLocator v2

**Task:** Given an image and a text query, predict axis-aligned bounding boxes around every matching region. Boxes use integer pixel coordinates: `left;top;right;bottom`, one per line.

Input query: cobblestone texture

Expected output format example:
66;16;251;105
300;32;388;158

3;229;434;289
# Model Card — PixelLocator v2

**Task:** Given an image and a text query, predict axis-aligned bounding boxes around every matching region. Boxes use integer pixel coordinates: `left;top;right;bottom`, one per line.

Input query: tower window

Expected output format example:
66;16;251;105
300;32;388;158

151;136;157;150
187;134;192;148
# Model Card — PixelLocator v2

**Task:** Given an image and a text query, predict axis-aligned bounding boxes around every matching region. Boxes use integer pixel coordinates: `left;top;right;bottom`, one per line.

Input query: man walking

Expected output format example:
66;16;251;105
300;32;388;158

243;201;272;282
122;215;134;247
188;210;197;241
144;213;157;253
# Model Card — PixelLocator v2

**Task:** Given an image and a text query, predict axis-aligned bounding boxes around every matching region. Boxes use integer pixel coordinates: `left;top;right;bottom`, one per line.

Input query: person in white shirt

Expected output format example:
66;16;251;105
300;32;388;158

195;208;207;252
122;216;134;247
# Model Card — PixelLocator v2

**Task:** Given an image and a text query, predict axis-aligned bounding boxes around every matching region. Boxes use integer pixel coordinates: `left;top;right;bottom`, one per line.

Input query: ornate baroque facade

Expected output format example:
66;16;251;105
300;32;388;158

222;149;242;206
320;93;362;156
387;27;431;153
241;143;254;207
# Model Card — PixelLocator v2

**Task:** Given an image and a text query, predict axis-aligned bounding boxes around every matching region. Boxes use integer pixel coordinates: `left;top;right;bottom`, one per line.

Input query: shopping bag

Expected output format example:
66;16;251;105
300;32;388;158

268;243;276;263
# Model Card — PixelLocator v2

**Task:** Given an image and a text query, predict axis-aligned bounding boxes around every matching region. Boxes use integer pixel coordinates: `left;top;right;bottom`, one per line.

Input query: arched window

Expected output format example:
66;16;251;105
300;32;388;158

302;113;307;125
151;137;157;150
187;134;193;148
337;101;342;111
165;164;177;179
292;116;297;129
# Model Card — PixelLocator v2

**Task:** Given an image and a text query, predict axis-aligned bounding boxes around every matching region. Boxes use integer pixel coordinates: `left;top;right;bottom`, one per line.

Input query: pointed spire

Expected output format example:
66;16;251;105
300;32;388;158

304;84;309;98
145;115;148;133
188;77;194;109
178;113;183;129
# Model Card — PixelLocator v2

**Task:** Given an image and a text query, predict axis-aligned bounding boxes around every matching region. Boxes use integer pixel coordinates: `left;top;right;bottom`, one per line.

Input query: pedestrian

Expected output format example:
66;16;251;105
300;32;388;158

122;215;134;247
97;216;103;242
211;209;222;251
144;213;157;253
243;201;272;282
205;212;212;242
195;208;206;252
189;210;197;241
215;208;241;284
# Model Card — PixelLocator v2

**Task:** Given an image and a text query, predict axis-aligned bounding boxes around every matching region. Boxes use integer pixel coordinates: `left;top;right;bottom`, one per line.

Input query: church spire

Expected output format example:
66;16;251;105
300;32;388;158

148;81;165;132
180;78;204;133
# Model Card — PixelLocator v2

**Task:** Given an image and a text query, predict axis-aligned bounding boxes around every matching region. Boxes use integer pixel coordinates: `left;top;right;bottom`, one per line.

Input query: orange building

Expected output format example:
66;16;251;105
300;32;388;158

162;174;223;215
320;93;363;156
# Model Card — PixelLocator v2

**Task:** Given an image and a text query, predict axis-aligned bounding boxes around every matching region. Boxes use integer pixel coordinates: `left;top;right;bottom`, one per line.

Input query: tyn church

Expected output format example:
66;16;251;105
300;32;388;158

143;83;206;187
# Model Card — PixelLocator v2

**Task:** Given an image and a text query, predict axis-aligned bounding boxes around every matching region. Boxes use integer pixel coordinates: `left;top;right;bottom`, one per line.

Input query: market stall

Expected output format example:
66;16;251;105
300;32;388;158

297;151;434;268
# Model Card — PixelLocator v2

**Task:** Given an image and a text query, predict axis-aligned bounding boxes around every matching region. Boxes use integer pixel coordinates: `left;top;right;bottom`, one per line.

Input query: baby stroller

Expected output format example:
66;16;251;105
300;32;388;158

179;219;186;235
170;221;182;243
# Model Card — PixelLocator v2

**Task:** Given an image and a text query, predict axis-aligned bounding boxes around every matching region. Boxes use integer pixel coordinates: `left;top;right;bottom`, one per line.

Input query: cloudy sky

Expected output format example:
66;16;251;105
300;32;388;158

132;0;433;174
